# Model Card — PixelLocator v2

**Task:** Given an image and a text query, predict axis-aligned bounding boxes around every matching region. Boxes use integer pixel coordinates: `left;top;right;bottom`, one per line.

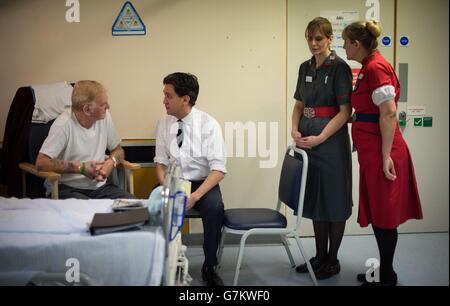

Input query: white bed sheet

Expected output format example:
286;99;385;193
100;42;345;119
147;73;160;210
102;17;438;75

0;197;165;286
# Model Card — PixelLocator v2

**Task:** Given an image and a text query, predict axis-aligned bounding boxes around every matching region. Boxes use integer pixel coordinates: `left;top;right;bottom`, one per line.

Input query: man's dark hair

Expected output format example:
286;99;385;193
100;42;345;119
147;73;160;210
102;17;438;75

163;72;199;106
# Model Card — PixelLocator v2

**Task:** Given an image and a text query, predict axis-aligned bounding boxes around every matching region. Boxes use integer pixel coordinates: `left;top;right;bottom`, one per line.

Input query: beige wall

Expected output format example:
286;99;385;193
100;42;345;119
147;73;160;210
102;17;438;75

0;0;448;234
0;0;285;139
0;0;287;233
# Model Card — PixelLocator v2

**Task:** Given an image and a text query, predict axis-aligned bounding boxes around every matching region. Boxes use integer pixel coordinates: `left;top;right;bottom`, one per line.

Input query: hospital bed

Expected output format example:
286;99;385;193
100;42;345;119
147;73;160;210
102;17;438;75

0;166;191;286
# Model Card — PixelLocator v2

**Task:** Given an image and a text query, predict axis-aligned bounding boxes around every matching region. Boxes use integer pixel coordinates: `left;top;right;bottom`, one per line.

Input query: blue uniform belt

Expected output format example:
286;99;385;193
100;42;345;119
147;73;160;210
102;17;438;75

354;113;380;123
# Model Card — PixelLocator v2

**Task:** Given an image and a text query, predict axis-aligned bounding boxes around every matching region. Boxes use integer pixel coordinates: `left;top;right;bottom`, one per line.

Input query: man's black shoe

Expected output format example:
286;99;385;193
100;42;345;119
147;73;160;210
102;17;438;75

202;263;224;286
295;256;325;273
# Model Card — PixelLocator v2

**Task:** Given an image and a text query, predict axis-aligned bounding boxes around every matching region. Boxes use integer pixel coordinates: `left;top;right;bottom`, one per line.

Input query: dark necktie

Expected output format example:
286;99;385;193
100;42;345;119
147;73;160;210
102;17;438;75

177;119;183;148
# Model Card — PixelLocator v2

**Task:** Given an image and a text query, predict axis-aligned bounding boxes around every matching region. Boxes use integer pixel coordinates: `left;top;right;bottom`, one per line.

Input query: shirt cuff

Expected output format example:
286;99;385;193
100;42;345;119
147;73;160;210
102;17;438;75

209;162;227;174
372;85;396;106
154;156;169;166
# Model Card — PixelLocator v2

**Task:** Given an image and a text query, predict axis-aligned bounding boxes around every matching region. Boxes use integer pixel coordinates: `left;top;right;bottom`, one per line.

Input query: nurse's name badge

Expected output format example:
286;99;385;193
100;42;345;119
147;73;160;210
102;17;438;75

306;76;313;83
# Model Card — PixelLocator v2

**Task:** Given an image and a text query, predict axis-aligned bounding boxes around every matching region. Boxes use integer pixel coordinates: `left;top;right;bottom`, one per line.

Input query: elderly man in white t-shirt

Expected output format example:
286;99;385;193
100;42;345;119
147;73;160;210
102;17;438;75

154;72;227;286
36;80;134;199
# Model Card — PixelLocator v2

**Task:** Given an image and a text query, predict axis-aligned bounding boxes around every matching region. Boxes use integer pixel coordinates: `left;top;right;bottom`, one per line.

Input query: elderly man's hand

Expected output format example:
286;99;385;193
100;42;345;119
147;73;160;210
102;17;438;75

80;161;108;181
95;159;115;181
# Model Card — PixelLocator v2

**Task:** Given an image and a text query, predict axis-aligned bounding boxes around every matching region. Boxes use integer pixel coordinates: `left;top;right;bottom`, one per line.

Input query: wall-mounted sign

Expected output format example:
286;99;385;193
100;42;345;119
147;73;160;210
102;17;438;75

112;1;146;36
320;10;359;68
407;106;426;116
423;117;433;127
413;117;433;127
400;36;409;46
413;117;423;127
382;36;392;47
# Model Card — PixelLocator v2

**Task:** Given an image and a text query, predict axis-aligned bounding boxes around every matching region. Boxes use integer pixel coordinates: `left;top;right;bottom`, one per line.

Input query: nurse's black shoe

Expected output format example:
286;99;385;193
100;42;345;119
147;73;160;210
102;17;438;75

295;256;326;273
357;271;379;282
315;260;341;280
360;271;398;287
357;273;369;282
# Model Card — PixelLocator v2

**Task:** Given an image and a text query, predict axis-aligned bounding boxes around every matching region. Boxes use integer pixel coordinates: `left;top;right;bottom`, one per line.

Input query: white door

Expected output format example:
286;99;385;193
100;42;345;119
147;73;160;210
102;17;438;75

395;0;449;232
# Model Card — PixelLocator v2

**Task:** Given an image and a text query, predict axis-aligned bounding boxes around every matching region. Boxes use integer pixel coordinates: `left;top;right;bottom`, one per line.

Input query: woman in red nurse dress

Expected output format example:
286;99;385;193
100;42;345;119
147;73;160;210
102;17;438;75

343;20;422;286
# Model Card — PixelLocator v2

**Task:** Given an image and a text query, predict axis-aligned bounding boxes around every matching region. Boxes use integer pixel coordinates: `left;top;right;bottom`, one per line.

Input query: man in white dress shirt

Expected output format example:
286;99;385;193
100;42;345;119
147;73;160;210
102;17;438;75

154;72;227;286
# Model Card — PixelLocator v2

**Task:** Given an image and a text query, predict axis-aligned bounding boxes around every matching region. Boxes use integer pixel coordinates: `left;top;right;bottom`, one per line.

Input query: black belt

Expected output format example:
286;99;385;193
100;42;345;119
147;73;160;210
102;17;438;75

354;113;380;123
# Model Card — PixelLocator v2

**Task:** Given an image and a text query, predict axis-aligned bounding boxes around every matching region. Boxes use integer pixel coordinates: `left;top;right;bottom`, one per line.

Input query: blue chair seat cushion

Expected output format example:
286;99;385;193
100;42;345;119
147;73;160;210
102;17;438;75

185;207;202;218
224;208;287;230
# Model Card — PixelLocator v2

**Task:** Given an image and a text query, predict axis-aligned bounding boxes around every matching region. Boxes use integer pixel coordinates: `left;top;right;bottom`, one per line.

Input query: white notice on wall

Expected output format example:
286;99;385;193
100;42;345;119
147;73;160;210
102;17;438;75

407;106;426;116
320;11;359;68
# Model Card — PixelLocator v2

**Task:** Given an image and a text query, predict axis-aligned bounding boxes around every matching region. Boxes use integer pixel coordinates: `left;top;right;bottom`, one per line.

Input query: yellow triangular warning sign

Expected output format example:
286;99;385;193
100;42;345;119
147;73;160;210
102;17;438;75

112;1;146;36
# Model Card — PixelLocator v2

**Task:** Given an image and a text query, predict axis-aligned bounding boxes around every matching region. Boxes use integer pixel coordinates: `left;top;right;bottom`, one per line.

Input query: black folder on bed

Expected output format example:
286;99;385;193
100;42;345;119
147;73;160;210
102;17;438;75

89;208;150;235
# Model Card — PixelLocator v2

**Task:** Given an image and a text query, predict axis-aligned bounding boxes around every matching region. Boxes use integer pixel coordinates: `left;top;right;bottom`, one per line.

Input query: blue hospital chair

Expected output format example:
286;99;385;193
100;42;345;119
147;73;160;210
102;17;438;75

217;146;318;286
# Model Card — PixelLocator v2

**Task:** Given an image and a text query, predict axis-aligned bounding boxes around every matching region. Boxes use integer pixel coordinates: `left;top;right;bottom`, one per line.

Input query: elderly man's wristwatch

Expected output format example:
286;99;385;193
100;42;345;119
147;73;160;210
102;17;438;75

110;156;117;168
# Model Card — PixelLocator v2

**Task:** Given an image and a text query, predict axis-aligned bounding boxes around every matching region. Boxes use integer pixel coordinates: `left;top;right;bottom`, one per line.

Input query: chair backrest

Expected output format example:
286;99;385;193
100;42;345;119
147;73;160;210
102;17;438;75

25;121;55;198
28;120;55;164
278;146;308;228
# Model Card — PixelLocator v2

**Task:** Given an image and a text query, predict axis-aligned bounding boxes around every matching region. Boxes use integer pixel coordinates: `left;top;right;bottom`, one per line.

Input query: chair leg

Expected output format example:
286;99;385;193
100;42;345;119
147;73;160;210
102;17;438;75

50;179;59;199
294;235;318;286
21;171;27;198
281;235;296;267
126;169;134;195
217;228;227;267
233;234;249;286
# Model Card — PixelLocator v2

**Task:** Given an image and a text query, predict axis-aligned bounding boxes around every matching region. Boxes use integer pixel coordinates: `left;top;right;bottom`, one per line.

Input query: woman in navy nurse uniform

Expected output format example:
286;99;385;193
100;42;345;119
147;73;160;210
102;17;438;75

292;17;353;280
343;20;423;286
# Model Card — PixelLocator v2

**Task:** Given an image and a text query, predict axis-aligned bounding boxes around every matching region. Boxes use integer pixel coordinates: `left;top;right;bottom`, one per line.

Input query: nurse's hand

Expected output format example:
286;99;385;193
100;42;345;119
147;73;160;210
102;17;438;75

291;130;303;146
383;156;397;181
299;135;324;149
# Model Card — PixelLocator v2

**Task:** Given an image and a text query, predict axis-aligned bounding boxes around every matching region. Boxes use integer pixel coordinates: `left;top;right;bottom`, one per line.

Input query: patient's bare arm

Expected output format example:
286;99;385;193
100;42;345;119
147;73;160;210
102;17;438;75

35;153;103;180
96;145;125;180
109;145;125;165
36;153;79;173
